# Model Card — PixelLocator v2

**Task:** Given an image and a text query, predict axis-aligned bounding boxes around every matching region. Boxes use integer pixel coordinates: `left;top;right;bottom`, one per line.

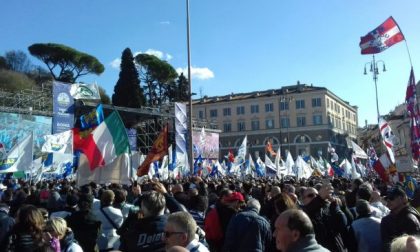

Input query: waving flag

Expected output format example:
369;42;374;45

80;104;104;130
255;157;265;177
70;83;101;100
405;68;420;161
379;117;395;163
373;153;392;183
360;16;405;54
74;112;129;170
351;140;368;159
265;140;277;157
234;135;247;166
42;130;73;154
137;125;168;176
0;133;33;173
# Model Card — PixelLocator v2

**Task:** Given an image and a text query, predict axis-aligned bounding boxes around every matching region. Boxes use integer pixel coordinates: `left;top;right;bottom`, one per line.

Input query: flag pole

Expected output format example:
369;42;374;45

186;0;194;174
372;54;380;122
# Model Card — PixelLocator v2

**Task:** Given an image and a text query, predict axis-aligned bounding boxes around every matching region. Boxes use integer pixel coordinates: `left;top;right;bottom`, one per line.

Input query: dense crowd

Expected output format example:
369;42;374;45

0;175;419;252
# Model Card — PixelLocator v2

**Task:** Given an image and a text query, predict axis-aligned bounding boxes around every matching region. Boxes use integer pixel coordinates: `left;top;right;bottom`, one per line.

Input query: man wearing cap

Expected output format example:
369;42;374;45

381;186;420;252
204;190;244;252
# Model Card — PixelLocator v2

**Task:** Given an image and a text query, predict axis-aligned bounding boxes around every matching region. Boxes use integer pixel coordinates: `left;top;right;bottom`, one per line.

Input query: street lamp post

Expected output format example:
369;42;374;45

364;55;386;122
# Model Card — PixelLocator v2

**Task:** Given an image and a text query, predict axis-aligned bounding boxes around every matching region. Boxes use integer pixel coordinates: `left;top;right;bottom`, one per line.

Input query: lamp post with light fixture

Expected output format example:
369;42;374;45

363;55;386;122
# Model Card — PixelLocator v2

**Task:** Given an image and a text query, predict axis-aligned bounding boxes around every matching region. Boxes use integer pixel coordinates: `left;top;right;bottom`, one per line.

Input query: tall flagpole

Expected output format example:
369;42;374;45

186;0;194;174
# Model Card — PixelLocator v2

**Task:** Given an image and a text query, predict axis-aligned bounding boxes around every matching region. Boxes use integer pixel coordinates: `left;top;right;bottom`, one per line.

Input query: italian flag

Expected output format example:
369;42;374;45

74;112;129;170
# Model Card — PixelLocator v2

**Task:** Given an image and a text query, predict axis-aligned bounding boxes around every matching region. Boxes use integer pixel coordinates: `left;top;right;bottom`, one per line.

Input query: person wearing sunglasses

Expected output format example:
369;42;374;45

381;187;420;252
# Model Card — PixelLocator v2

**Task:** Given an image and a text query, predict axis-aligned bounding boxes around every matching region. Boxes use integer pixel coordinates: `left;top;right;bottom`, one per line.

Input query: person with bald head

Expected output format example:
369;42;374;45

301;184;348;251
273;209;329;252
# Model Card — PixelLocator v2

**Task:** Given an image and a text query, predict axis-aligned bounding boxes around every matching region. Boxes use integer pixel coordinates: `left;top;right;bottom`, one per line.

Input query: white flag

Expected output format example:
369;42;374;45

0;133;33;173
70;83;101;100
285;151;295;176
234;135;247;166
351;140;368;159
42;130;73;154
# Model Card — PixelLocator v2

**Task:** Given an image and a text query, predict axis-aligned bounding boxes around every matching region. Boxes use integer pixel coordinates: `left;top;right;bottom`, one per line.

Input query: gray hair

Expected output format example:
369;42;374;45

167;211;197;243
247;198;261;213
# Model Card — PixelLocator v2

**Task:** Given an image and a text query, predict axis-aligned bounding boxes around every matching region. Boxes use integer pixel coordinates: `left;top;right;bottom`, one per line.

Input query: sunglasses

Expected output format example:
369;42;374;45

164;231;185;237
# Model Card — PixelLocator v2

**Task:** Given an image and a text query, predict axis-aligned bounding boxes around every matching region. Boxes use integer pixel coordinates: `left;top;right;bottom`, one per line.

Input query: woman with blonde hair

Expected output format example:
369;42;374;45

45;217;82;252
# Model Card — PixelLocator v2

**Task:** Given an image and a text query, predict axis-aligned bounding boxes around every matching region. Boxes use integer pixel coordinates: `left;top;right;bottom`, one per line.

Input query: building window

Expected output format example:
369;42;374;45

236;106;245;115
198;110;204;119
266;119;275;129
280;101;289;110
251;120;260;130
313;115;322;125
210;109;217;118
223;108;231;116
265;103;274;112
280;117;290;128
238;121;246;131
296;100;305;109
312;98;321;107
251;105;259;113
297;116;306;127
223;123;231;132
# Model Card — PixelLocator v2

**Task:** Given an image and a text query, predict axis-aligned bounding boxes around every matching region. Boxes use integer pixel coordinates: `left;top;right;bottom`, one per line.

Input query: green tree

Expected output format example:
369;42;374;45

135;54;178;106
0;69;37;92
28;43;104;83
112;48;145;108
176;73;190;102
0;56;8;69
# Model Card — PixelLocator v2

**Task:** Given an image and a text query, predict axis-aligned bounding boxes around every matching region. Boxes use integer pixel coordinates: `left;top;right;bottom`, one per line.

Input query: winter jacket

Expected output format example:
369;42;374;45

381;205;420;252
119;214;168;252
60;231;83;252
66;210;101;252
95;206;124;250
286;234;330;252
347;214;382;252
0;208;14;251
223;207;272;252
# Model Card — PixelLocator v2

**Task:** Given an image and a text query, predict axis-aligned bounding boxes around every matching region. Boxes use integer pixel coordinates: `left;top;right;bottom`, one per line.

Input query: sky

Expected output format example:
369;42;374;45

1;0;420;126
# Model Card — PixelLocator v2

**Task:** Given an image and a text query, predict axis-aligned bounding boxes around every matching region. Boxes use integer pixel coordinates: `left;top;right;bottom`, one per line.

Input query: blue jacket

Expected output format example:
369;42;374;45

223;207;272;252
287;234;330;252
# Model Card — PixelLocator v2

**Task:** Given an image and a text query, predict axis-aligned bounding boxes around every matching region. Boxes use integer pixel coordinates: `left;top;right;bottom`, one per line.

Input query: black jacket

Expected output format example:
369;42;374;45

0;209;14;252
66;210;101;252
303;196;348;252
119;214;168;252
381;205;420;252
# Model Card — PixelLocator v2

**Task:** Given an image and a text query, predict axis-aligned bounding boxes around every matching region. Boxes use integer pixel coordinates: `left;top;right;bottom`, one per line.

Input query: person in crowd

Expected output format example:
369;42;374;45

172;183;190;208
188;193;207;229
95;189;124;251
45;217;83;252
273;208;329;252
164;211;209;252
7;204;47;251
223;198;272;252
66;194;101;252
370;189;390;216
113;188;135;220
390;235;420;252
119;190;168;252
0;203;14;251
301;184;348;252
347;199;382;252
381;187;420;252
204;190;244;252
50;193;79;219
126;181;141;205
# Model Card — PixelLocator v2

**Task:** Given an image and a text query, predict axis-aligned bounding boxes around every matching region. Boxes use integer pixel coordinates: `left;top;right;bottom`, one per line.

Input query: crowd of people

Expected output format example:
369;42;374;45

0;175;419;252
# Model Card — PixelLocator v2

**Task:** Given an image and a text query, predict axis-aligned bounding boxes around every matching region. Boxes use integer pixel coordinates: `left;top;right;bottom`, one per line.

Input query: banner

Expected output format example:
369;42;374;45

126;128;137;151
70;83;101;100
175;102;189;173
53;81;74;134
80;104;104;130
0;133;33;173
42;130;73;154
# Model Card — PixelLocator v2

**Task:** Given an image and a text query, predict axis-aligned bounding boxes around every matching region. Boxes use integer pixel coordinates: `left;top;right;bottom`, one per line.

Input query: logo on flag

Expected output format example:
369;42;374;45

70;83;101;100
359;16;404;54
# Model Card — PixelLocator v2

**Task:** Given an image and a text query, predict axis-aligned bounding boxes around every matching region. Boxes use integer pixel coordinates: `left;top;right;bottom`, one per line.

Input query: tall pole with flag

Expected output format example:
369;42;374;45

360;16;405;122
186;0;194;173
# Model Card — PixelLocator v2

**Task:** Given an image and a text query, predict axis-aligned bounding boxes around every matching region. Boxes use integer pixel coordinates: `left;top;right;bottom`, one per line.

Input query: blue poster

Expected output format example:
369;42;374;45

52;81;74;133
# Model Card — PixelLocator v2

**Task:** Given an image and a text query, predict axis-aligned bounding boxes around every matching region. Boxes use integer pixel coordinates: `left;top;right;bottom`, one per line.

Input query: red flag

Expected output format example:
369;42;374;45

405;68;420;161
359;16;404;54
373;153;392;183
137;125;168;176
227;150;235;163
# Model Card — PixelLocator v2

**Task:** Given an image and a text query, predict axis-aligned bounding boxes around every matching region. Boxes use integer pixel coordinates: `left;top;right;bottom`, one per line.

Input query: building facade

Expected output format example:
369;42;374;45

192;83;358;160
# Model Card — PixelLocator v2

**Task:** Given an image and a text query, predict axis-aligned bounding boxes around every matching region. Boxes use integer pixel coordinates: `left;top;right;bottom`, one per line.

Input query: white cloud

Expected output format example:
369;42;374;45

176;67;215;80
166;53;173;61
110;58;121;69
160;21;170;25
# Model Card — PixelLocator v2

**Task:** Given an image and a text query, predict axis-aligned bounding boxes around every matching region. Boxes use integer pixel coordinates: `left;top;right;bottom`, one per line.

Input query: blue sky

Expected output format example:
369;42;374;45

2;0;420;125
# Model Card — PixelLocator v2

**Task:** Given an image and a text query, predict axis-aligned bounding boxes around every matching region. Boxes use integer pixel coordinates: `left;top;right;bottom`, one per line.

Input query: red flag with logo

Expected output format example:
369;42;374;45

359;16;404;54
137;125;168;176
